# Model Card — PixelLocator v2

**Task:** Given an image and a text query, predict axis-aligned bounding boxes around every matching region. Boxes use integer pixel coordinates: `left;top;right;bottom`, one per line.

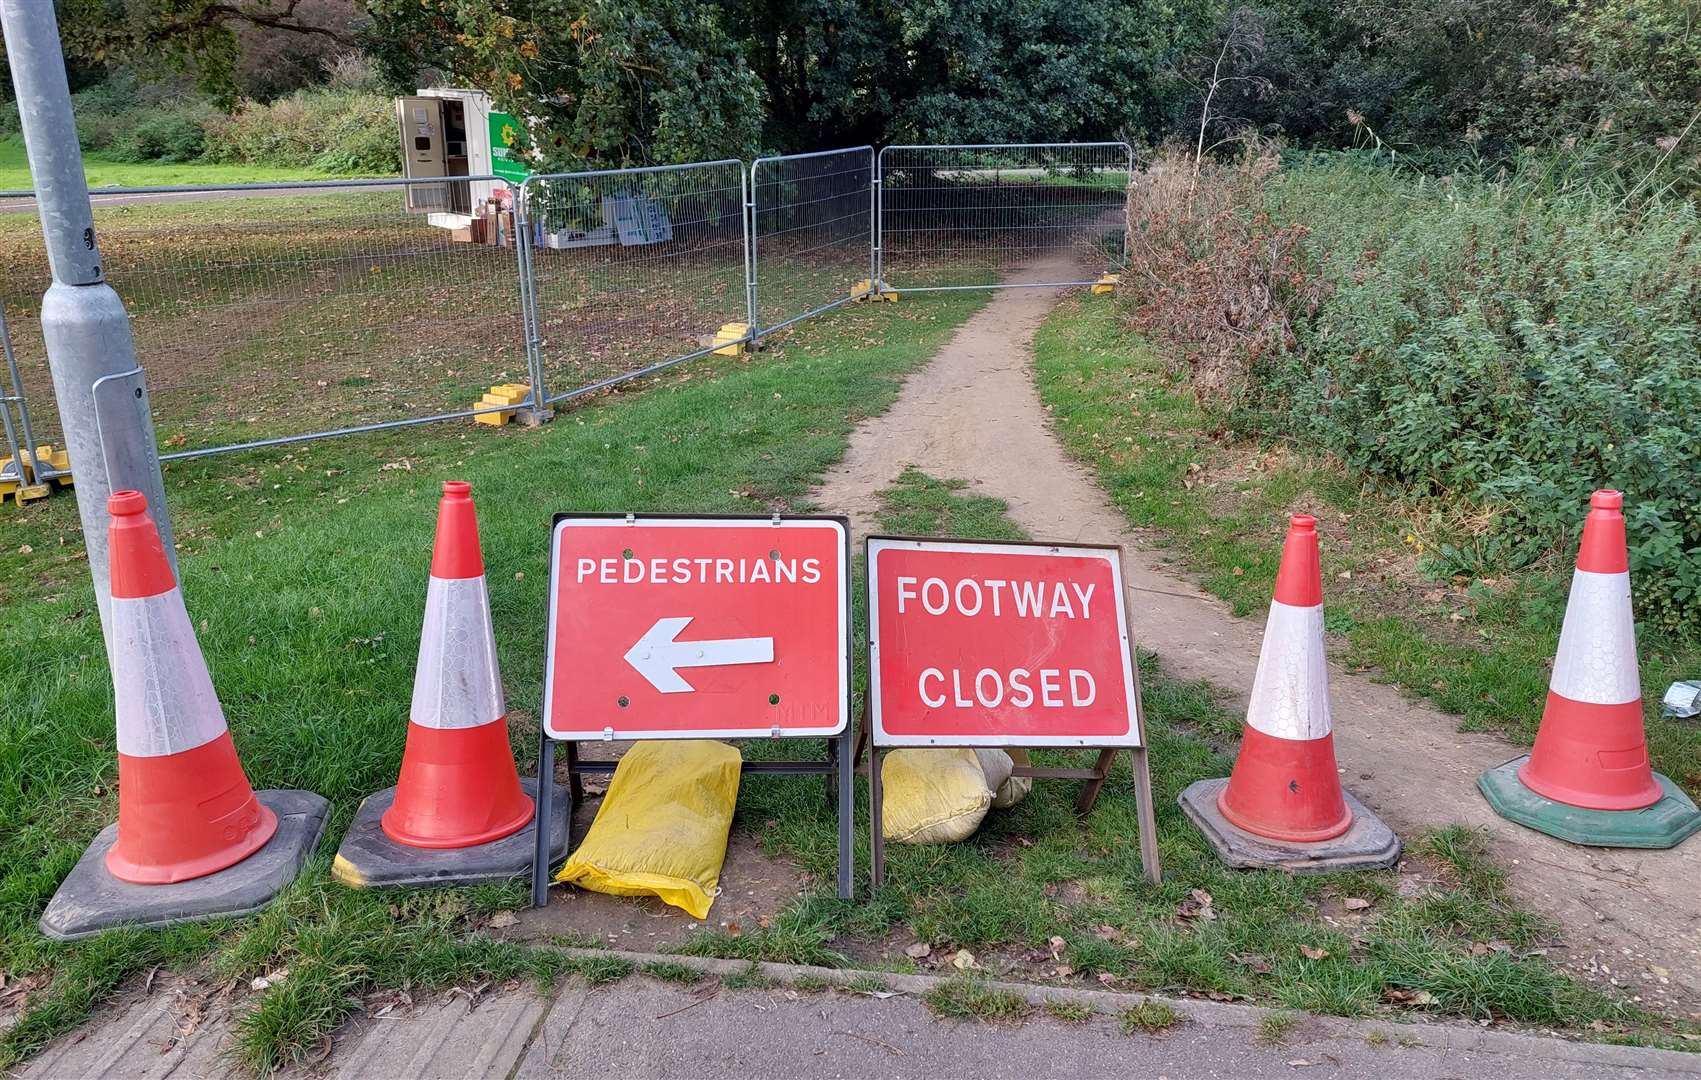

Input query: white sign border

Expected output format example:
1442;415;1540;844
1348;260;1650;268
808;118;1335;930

866;536;1144;749
544;514;850;741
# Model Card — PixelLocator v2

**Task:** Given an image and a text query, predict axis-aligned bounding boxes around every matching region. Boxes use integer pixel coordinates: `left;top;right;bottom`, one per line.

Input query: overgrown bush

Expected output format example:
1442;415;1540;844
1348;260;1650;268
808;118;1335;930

1131;148;1701;636
8;68;397;176
111;109;210;163
201;88;396;174
1125;144;1325;392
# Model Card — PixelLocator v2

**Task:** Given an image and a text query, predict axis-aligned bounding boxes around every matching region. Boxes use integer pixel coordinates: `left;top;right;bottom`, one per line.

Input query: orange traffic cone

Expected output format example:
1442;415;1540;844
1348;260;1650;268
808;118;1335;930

1179;515;1399;872
40;492;328;940
335;481;560;889
105;489;277;882
383;481;532;846
1480;491;1701;847
1218;515;1352;842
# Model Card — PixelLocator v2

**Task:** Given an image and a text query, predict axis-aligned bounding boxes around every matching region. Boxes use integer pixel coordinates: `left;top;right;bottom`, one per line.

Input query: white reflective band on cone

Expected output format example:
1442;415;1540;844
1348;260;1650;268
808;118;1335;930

1245;600;1332;742
111;591;229;757
410;575;505;729
1550;568;1639;705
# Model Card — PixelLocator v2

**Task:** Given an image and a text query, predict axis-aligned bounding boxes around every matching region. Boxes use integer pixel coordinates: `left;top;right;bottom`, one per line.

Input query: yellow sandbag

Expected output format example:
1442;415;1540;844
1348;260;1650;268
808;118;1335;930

554;740;741;919
882;748;997;844
992;748;1034;809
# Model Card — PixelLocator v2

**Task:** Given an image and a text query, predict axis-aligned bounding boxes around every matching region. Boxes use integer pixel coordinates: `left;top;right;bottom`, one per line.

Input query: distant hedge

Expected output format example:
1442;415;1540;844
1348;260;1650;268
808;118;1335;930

0;73;397;176
1255;156;1699;635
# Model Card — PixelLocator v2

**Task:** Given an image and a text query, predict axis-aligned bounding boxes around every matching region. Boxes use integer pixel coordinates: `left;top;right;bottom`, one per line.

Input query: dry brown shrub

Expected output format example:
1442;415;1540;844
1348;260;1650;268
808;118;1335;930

1124;142;1327;395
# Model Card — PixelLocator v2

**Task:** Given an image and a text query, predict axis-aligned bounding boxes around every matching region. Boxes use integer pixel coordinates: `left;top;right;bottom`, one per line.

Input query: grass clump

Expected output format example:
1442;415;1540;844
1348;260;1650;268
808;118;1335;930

1119;999;1183;1034
1258;1011;1298;1045
722;963;773;991
1044;998;1095;1024
845;974;889;994
640;961;704;986
570;954;634;987
922;978;1032;1024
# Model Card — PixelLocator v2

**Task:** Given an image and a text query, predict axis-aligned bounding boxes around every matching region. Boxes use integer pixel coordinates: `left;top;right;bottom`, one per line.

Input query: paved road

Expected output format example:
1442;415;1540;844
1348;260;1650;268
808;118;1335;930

20;954;1701;1079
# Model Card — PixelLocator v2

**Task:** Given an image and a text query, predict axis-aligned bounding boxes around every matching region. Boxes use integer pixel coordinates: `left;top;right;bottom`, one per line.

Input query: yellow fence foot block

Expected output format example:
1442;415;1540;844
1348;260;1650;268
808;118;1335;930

713;322;749;357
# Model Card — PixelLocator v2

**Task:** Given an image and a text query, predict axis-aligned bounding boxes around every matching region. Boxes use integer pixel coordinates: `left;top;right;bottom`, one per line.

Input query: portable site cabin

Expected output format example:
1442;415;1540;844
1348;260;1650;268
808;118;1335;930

394;88;530;225
394;87;676;249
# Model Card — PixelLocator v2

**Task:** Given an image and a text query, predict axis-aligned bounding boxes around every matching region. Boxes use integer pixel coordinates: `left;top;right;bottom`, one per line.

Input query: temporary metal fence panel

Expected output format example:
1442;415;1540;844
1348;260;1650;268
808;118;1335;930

748;147;874;335
520;160;750;407
0;177;536;464
876;143;1133;292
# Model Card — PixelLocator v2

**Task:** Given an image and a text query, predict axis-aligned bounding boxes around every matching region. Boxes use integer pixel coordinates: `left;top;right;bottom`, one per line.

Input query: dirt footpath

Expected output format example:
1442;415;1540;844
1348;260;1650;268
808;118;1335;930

809;261;1701;1017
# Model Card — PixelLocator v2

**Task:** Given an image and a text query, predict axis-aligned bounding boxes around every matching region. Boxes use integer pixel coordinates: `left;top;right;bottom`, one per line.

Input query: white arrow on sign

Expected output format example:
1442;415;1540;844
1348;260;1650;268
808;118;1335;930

623;616;775;694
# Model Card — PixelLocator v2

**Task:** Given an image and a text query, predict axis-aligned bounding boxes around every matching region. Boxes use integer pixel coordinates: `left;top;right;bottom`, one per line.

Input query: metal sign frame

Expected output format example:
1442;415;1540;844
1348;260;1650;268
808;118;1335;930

531;512;856;907
861;534;1161;888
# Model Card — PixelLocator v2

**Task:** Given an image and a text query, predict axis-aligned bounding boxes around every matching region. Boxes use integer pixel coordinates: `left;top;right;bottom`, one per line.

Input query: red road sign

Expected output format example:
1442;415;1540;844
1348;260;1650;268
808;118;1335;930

867;537;1141;747
545;515;849;741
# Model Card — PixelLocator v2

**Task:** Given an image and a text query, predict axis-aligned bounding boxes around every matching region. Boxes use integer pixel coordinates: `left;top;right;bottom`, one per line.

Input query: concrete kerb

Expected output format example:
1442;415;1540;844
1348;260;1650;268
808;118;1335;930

551;946;1701;1074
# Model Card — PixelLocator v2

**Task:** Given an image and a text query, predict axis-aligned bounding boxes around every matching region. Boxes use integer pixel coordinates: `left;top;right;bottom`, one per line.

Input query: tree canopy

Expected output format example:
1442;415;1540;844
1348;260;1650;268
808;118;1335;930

25;0;1701;172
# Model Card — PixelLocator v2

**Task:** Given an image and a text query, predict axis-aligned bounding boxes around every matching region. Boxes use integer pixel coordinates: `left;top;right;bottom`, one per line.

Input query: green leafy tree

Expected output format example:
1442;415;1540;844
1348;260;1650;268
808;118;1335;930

363;0;764;169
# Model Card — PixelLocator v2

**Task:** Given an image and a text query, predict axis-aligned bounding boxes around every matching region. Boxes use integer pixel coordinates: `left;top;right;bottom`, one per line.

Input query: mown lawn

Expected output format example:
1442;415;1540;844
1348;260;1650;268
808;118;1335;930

1031;296;1701;797
0;290;987;1072
0;137;390;189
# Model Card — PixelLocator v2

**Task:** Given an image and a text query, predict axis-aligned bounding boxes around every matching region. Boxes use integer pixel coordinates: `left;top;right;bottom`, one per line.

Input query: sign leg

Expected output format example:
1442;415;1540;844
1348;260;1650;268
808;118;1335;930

1075;747;1118;814
869;748;886;890
531;736;556;908
564;738;584;804
1131;746;1162;884
836;735;854;899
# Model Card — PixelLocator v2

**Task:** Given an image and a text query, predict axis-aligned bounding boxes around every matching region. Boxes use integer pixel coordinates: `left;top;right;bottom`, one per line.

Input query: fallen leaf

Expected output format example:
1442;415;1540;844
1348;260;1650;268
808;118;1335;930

726;922;743;938
1053;965;1074;978
1342;898;1371;911
904;942;932;960
488;911;519;929
1048;935;1067;961
1176;889;1216;922
1287;1059;1316;1068
1469;942;1489;956
1298;944;1329;961
1097;972;1119;987
950;949;977;971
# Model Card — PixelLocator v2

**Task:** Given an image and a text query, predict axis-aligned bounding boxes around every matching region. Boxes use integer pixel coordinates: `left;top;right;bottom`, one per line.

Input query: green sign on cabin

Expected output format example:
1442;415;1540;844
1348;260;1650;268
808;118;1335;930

490;111;531;184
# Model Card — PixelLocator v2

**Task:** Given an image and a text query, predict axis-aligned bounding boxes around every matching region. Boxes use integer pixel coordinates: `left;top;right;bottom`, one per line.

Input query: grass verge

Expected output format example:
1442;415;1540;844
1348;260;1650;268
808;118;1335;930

1031;295;1701;795
686;468;1693;1049
0;136;381;189
0;289;988;1073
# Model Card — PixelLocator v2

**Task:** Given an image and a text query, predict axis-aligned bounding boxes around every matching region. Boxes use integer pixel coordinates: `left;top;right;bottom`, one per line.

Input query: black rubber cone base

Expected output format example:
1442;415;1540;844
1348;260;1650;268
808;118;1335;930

332;779;567;889
39;789;329;942
1479;755;1701;849
1179;777;1401;874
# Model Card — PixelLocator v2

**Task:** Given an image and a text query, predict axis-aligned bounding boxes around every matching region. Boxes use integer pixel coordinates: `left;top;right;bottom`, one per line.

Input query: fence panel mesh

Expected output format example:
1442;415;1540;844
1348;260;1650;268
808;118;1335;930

522;161;749;405
750;147;873;333
877;143;1132;291
0;178;532;461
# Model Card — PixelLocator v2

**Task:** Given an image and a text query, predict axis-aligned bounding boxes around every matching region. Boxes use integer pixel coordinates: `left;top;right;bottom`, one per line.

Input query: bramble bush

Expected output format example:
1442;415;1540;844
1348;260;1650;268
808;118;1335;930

1129;149;1700;637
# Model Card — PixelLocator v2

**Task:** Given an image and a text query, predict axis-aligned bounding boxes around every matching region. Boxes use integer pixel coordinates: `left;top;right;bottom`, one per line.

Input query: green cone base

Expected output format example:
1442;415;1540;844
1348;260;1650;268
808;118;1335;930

1478;756;1701;849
